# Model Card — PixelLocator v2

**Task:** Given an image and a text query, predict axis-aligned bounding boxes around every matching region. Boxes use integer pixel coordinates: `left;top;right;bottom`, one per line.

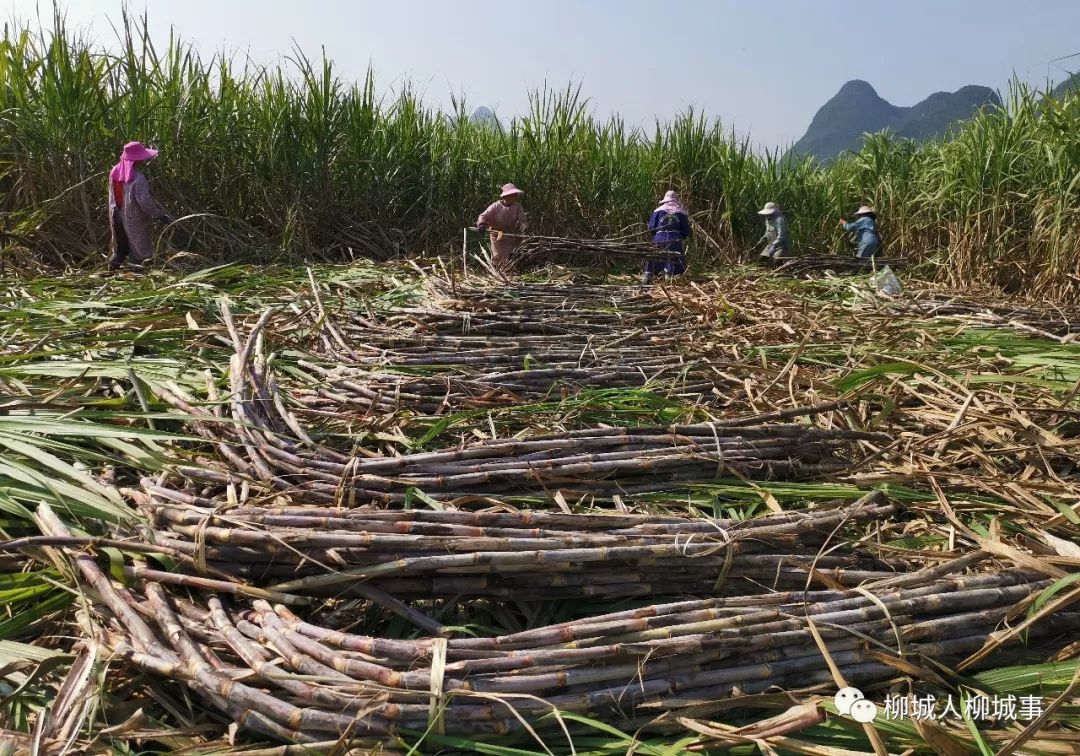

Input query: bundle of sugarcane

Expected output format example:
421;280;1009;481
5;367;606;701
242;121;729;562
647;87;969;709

314;328;692;368
161;349;882;502
509;234;680;267
136;487;908;599
287;359;725;415
425;280;667;313
306;301;693;368
30;504;1077;745
313;283;679;336
157;306;874;503
770;256;904;278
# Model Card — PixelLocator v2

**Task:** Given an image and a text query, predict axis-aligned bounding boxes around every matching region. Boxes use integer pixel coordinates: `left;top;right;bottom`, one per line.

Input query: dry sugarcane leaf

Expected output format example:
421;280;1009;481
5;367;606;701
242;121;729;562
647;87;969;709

97;708;148;736
929;479;1067;579
861;650;949;687
677;716;868;756
1039;530;1080;559
42;641;99;748
804;617;889;756
552;489;572;514
734;701;826;738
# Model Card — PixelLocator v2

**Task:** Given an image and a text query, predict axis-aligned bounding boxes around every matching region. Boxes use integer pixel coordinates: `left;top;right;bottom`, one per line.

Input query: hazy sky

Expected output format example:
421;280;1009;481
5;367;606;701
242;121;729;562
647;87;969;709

11;0;1080;148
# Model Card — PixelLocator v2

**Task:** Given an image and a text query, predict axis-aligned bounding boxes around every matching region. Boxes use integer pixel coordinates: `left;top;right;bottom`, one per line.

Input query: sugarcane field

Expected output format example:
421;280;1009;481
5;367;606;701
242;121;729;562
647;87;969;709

1;6;1080;756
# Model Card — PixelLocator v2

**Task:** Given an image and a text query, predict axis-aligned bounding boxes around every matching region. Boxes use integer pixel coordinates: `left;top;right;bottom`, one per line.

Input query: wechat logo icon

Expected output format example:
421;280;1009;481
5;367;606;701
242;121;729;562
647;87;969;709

835;687;879;723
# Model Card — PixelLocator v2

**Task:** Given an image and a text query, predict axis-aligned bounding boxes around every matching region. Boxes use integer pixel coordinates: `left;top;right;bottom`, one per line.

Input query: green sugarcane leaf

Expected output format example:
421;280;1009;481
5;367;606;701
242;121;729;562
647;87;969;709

405;487;444;511
101;547;127;584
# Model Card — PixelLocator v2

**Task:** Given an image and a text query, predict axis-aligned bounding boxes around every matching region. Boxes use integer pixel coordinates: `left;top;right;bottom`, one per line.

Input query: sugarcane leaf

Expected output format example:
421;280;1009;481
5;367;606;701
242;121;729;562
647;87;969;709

958;692;994;756
836;362;920;392
399;730;546;755
0;653;70;707
1027;573;1080;620
100;546;127;584
0;593;71;640
553;712;672;755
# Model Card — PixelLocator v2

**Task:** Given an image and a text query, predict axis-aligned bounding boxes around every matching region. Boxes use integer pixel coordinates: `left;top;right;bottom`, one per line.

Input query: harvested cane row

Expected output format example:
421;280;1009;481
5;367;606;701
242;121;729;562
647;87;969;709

280;277;821;429
159;347;881;503
770;256;903;278
287;360;726;415
151;298;877;506
305;290;691;367
136;487;909;600
34;499;1079;745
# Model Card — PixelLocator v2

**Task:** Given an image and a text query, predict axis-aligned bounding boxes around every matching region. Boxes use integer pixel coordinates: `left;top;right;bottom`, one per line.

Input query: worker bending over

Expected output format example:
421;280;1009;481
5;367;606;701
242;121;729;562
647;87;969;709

756;202;790;259
839;205;882;258
476;183;527;270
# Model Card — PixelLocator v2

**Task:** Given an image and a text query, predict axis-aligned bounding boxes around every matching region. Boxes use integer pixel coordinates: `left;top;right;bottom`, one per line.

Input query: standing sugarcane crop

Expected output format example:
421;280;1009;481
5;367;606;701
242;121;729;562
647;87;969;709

755;201;790;260
839;205;882;258
107;141;175;271
476;183;527;270
643;190;691;285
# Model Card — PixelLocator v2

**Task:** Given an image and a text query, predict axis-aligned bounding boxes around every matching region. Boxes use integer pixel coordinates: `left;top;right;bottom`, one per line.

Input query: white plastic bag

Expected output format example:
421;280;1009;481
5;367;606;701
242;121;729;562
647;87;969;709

874;265;902;296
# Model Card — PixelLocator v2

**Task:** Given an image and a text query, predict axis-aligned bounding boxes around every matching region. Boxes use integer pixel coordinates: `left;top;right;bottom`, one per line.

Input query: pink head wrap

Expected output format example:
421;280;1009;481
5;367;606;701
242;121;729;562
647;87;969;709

110;141;159;184
655;190;686;215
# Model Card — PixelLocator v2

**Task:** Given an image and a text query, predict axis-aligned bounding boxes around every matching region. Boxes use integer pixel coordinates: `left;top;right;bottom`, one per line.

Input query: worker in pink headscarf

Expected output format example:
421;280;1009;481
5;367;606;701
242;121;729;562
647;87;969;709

108;141;174;270
476;183;527;269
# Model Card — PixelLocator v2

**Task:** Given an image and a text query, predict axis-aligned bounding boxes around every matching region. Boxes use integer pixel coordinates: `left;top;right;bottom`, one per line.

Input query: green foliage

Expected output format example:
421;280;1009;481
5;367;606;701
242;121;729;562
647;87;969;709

1;13;1079;298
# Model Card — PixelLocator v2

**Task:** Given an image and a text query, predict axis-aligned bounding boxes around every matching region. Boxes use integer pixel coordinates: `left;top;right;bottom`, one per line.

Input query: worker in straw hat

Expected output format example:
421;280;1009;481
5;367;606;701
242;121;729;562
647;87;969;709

839;205;882;258
108;141;174;271
755;202;790;259
476;183;527;270
642;190;691;285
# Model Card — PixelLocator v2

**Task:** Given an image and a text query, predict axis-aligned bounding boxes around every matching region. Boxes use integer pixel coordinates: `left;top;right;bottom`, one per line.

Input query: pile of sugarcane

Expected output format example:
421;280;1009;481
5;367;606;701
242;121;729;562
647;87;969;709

154;300;874;504
509;234;679;267
136;487;907;600
161;345;882;502
272;278;783;421
289;360;724;414
311;323;693;369
31;501;1079;746
305;282;688;364
426;281;665;312
770;256;903;278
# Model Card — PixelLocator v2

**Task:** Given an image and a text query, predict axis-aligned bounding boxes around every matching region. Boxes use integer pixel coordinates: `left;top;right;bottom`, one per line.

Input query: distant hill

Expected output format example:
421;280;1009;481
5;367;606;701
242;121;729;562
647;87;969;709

789;80;1000;163
470;106;499;128
1051;72;1080;99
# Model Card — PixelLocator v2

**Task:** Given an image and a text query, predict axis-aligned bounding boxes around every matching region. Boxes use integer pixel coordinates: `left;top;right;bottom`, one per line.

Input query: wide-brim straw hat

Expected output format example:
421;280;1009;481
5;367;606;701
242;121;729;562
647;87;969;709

757;202;780;215
500;183;524;198
855;205;876;216
121;141;159;162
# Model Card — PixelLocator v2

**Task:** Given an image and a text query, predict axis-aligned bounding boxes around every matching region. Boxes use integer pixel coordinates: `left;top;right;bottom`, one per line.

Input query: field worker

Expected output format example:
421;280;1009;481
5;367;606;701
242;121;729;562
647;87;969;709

476;183;527;270
756;202;790;259
839;205;882;258
108;141;174;271
643;190;691;285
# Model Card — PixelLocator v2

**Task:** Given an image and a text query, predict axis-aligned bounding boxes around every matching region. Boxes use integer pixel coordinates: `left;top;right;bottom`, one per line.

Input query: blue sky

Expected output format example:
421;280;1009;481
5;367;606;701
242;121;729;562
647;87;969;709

13;0;1080;149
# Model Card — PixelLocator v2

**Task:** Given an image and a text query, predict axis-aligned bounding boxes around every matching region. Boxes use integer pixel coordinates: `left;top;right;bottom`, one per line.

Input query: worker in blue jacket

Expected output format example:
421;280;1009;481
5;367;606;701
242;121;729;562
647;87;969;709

840;205;882;258
643;190;691;284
